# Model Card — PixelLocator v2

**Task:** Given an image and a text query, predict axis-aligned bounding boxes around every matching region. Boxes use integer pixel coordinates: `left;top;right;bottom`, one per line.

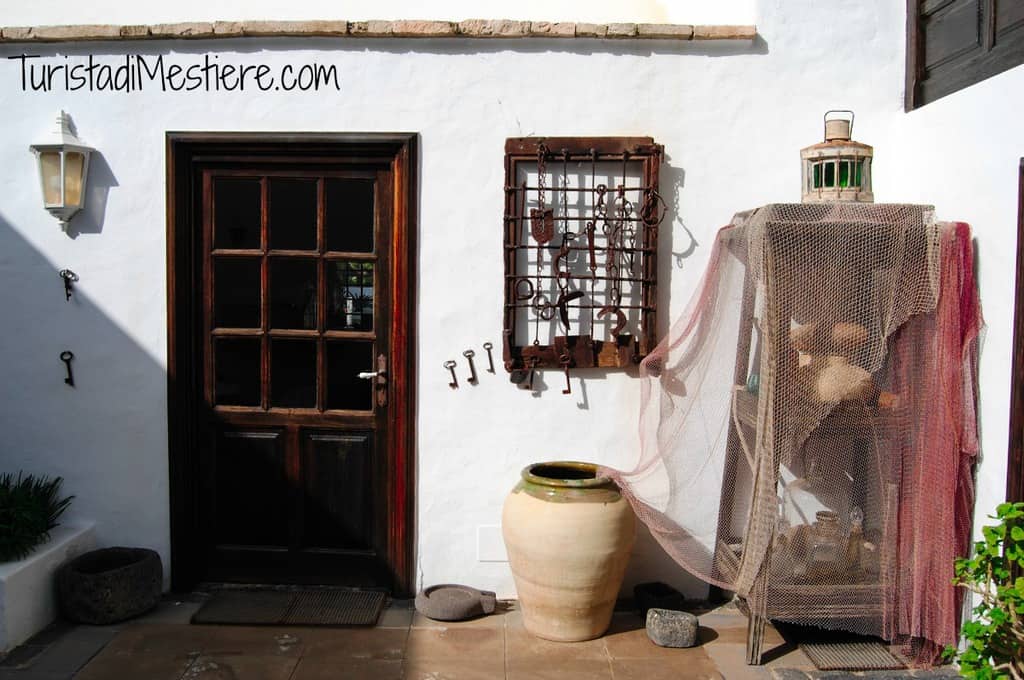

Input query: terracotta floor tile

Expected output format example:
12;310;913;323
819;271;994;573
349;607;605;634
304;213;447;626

410;610;506;629
291;657;403;680
403;657;507;680
75;647;199;680
97;624;209;657
609;657;723;680
702;642;774;680
406;627;504;664
506;658;613;679
299;627;408;660
503;609;609;661
189;626;308;657
183;654;298;680
378;606;415;629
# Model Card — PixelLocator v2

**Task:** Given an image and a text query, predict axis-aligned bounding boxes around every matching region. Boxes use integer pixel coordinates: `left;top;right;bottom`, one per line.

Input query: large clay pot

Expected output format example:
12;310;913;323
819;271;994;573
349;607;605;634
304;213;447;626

502;461;635;641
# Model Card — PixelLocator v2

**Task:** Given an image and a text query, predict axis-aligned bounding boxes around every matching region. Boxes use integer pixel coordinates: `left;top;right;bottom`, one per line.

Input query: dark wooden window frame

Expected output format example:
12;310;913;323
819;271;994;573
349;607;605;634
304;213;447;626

906;0;1024;110
166;132;418;593
1009;159;1024;503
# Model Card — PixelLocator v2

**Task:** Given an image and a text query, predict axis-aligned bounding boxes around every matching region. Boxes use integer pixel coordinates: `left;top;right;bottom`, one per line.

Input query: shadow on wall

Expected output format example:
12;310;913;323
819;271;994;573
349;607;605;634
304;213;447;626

0;213;171;584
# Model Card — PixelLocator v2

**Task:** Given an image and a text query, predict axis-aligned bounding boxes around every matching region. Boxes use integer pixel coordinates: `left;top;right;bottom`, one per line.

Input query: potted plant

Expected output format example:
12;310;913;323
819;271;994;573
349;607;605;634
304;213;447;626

944;502;1024;679
0;472;73;562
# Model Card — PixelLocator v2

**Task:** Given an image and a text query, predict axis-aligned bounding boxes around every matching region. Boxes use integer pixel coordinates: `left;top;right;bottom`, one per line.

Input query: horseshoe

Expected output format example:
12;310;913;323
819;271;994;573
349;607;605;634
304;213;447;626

514;278;535;301
597;305;627;338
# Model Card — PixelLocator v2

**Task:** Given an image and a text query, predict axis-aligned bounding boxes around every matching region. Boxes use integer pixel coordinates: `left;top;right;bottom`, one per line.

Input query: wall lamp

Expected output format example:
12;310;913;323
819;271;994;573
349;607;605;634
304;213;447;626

30;111;93;230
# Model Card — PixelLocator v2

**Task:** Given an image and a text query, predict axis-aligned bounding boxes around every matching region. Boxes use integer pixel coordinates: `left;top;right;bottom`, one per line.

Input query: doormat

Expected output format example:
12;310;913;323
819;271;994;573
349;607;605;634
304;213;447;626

191;589;386;626
799;640;907;671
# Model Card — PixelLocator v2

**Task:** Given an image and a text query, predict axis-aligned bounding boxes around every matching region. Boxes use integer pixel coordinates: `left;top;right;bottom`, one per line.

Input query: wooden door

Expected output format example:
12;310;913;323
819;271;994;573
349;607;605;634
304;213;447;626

168;135;416;593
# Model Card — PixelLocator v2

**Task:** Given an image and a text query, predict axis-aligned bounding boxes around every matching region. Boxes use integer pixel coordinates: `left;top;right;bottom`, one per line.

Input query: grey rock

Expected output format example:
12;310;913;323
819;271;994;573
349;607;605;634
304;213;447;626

645;607;698;648
415;584;496;621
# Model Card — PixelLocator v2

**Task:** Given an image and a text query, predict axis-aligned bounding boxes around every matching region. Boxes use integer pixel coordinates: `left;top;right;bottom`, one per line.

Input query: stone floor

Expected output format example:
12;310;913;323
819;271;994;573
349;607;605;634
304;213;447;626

0;598;961;679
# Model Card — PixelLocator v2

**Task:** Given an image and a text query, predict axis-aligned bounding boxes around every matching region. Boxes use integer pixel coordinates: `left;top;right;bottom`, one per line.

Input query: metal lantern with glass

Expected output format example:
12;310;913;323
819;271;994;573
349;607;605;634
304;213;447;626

801;110;873;203
30;111;94;230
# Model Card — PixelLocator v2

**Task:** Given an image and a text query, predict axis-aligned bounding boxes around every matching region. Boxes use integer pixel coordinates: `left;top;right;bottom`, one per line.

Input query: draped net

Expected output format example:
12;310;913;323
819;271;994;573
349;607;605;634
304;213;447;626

602;204;981;666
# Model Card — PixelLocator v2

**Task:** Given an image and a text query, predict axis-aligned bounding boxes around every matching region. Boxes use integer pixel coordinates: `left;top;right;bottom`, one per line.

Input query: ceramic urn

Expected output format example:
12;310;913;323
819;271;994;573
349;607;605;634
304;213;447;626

502;461;635;641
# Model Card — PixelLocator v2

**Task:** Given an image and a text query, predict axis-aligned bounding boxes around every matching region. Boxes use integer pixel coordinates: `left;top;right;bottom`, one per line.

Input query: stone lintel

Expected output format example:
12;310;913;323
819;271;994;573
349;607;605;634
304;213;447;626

0;20;757;43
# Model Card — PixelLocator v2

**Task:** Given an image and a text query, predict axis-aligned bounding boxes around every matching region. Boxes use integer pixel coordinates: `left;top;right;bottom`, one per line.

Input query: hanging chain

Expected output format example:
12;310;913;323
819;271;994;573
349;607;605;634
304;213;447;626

533;144;549;345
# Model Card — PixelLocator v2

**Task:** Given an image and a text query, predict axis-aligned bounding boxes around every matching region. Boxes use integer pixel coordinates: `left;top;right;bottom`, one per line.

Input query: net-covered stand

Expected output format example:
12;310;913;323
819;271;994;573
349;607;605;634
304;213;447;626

603;203;981;667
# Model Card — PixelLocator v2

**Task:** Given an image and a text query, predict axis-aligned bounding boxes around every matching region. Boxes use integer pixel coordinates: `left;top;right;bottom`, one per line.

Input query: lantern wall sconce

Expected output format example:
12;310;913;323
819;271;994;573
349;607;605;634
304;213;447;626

29;111;94;230
800;110;873;204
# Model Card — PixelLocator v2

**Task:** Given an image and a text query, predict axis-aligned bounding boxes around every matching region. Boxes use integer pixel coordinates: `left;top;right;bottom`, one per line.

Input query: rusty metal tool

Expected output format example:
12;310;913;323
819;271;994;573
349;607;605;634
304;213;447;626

554;232;577;283
597;306;627;338
556;290;585;333
463;349;478;384
482;342;495;373
585;221;597;274
444;360;458;389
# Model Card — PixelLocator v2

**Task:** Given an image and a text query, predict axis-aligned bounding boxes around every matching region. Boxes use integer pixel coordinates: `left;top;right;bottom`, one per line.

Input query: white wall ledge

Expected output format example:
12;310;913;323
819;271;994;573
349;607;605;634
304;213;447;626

0;523;96;653
0;20;757;43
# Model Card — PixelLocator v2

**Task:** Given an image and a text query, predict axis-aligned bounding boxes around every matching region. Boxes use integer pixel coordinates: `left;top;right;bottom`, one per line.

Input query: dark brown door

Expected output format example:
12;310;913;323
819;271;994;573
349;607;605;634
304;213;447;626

168;135;416;593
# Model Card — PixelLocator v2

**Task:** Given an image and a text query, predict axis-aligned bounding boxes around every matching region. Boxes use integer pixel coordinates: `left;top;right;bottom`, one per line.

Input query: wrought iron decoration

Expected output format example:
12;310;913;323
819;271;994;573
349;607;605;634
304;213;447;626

502;137;664;383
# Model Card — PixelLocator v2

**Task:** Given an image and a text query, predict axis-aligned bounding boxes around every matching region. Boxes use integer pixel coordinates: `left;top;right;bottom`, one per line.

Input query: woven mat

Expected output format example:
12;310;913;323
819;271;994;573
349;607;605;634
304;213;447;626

799;640;907;671
191;589;386;626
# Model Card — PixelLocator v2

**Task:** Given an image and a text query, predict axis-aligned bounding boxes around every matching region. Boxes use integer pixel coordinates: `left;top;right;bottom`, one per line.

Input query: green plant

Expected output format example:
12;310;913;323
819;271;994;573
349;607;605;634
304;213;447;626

944;502;1024;679
0;472;74;562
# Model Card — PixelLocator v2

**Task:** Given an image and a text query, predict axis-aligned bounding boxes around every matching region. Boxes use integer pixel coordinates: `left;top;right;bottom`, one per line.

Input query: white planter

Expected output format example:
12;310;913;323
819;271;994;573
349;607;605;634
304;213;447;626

0;523;95;653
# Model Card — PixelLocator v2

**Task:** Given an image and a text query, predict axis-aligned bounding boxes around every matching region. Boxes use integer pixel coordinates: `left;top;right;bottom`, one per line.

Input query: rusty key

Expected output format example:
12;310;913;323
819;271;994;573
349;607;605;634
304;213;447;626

444;360;458;389
463;349;478;384
482;342;495;373
559;352;572;395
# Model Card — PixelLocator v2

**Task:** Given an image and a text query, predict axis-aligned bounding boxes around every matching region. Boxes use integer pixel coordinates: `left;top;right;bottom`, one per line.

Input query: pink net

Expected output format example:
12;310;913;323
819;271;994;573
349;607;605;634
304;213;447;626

603;205;981;666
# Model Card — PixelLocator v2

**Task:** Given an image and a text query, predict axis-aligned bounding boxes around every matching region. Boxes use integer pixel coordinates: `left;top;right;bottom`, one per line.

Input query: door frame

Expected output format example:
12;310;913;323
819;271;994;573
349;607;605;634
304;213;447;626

1010;158;1024;503
166;132;417;594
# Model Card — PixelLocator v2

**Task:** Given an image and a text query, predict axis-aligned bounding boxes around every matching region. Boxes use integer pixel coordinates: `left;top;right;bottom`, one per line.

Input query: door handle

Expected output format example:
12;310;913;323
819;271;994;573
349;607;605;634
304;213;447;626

358;354;388;407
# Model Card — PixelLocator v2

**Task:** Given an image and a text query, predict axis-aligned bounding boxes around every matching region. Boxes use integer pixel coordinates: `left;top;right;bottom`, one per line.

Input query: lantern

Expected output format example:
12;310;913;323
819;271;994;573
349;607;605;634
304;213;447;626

801;110;873;203
30;111;94;229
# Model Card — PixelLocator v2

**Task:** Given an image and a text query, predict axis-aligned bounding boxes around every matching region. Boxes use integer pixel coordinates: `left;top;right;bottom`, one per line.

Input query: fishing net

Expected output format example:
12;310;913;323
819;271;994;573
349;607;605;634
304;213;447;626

602;203;981;666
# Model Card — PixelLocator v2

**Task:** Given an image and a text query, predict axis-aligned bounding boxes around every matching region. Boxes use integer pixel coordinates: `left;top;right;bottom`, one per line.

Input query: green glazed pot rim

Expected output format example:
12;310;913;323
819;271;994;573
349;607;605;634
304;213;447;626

521;461;613;489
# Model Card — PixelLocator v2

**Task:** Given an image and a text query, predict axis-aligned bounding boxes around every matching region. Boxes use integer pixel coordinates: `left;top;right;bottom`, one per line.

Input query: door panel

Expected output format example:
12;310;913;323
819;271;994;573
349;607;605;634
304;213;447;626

301;432;375;550
213;430;287;547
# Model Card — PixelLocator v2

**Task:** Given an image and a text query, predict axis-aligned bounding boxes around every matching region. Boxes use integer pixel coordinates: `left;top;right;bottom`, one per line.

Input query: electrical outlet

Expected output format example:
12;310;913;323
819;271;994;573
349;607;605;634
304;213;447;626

477;525;508;562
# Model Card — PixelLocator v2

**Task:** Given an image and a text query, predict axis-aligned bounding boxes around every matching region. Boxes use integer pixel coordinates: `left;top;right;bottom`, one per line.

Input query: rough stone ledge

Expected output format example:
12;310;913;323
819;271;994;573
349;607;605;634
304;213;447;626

0;20;757;42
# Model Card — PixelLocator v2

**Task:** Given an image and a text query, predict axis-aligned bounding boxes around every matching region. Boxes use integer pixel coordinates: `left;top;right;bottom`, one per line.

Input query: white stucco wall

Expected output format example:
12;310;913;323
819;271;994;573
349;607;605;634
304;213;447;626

0;0;1018;599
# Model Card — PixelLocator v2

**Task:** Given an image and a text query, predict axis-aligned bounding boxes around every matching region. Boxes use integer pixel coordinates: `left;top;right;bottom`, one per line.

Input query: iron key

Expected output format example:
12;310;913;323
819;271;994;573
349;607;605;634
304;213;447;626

482;342;495;373
444;360;458;389
60;351;75;387
463;349;478;384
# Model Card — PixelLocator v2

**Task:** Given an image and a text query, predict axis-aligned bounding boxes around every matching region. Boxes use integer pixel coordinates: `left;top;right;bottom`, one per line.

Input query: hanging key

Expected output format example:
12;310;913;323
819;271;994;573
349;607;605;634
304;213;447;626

60;351;75;387
444;360;458;389
59;269;79;302
482;342;496;373
559;353;572;395
463;349;478;384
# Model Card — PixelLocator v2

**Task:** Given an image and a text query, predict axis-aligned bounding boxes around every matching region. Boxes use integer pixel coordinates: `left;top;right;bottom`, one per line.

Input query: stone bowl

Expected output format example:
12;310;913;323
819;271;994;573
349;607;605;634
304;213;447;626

56;547;162;624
